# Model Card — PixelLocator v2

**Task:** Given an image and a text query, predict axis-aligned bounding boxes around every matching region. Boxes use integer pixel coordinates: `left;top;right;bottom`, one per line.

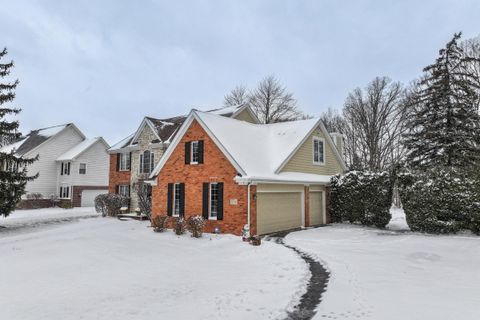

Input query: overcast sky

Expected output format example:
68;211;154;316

1;0;479;144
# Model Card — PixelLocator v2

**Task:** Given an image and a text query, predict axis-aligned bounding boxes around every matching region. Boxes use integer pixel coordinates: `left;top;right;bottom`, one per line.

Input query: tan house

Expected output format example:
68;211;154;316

149;110;346;235
107;105;259;210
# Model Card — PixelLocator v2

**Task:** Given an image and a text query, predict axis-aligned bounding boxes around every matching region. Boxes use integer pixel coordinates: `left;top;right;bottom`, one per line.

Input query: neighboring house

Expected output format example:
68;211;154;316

107;105;259;210
0;123;110;208
148;110;346;236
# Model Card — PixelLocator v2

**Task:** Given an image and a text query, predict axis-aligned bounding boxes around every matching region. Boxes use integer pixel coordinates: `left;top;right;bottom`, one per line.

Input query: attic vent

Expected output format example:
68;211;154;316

151;139;160;144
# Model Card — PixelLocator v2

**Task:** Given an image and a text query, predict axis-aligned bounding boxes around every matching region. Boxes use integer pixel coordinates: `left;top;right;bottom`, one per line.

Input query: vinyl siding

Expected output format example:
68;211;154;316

280;126;343;175
233;109;257;123
22;126;84;198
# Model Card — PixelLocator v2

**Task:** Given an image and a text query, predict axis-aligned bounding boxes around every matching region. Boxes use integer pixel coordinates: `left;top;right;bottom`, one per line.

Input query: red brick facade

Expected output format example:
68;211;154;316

151;120;249;235
108;154;131;194
71;185;108;207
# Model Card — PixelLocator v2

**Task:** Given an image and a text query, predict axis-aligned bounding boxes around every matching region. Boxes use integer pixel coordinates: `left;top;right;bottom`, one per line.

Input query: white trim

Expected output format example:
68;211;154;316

59;185;71;199
312;136;325;165
79;163;87;175
129;118;162;146
172;183;180;217
119;152;131;171
190;140;199;164
208;182;219;220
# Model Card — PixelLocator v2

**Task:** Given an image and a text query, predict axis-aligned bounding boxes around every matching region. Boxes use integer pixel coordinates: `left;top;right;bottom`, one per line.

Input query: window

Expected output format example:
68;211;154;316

191;141;199;164
119;153;130;171
313;137;325;165
173;183;181;217
209;183;219;219
79;163;87;174
61;162;71;175
139;150;155;174
59;186;70;199
118;185;130;197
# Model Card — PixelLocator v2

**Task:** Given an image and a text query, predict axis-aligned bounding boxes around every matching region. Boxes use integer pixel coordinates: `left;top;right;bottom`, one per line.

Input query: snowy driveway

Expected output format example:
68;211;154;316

285;220;480;320
0;209;307;320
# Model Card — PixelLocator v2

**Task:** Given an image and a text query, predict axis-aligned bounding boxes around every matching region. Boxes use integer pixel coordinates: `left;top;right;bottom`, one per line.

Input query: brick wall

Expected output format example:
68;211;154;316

108;154;131;194
151;120;248;235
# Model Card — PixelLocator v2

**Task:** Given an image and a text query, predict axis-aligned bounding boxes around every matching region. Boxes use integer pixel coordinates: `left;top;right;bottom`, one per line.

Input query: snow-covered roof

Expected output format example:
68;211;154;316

108;133;135;152
0;137;27;154
56;137;108;161
150;110;346;184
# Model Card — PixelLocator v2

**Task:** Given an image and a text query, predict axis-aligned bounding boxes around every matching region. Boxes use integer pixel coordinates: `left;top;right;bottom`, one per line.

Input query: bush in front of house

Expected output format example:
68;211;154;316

94;193;129;217
398;169;480;234
151;215;168;232
172;217;186;235
187;215;206;238
330;171;393;228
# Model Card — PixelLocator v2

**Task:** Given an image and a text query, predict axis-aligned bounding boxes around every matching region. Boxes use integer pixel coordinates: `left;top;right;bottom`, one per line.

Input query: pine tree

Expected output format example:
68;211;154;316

404;33;480;171
0;48;37;217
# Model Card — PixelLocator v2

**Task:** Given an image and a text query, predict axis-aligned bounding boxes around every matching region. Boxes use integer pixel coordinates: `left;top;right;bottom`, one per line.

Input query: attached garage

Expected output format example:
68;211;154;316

256;184;304;235
80;189;105;207
309;188;325;226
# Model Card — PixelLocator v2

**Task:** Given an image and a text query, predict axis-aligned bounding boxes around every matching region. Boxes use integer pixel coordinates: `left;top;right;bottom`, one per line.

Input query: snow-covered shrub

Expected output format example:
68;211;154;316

398;170;480;234
330;171;393;228
172;217;186;235
94;193;129;217
187;215;206;238
151;215;168;232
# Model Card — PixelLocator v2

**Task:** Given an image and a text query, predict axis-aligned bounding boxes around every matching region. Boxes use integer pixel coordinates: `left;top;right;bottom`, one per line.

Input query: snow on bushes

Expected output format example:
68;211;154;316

330;171;393;228
398;170;480;234
94;194;130;217
187;215;206;238
151;215;168;232
171;217;186;235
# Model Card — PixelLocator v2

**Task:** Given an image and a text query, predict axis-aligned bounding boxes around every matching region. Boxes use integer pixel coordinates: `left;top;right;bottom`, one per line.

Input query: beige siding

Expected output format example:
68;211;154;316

130;125;164;210
281;126;343;175
257;192;302;235
257;183;304;193
309;191;324;225
232;109;257;123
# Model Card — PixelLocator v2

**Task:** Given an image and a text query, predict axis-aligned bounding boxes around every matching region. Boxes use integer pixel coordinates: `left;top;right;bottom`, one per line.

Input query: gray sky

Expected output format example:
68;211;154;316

1;0;479;144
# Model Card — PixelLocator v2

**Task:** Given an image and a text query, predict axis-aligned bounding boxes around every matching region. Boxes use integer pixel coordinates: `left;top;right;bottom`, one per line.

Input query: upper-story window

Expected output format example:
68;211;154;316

61;162;71;175
79;163;87;174
313;137;325;165
140;150;155;174
118;153;131;171
185;140;203;164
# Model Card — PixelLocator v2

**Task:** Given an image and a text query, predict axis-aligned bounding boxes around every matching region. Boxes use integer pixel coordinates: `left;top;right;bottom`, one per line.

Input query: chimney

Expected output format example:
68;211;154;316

329;132;344;159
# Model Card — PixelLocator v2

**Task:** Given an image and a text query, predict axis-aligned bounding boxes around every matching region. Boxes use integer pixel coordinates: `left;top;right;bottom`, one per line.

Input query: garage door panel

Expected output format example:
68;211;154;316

257;192;302;235
81;190;106;207
309;191;323;226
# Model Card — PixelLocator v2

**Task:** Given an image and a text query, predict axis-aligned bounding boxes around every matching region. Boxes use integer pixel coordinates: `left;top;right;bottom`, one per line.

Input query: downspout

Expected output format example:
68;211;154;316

247;182;251;229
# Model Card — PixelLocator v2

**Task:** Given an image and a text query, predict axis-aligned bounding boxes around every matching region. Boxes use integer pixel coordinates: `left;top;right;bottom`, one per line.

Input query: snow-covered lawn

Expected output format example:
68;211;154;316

286;209;480;320
0;208;307;320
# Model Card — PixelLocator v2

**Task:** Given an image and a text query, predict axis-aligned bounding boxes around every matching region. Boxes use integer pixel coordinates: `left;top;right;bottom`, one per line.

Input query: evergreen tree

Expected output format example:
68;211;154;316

0;48;37;217
404;33;480;171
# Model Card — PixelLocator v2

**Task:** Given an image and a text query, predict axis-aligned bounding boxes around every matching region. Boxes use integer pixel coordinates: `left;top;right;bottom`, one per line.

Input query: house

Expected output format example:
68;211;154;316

0;123;110;208
148;110;346;236
107;105;259;210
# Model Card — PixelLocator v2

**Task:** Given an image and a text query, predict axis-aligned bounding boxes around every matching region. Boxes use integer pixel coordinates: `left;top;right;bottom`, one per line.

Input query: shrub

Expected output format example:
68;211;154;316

187;215;206;238
94;193;129;217
399;169;480;234
151;215;168;232
171;217;186;235
330;171;393;228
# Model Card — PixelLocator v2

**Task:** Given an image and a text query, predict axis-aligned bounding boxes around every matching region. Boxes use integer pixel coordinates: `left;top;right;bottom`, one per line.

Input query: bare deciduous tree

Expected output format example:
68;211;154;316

342;77;408;171
320;107;346;133
461;35;480;110
223;75;303;123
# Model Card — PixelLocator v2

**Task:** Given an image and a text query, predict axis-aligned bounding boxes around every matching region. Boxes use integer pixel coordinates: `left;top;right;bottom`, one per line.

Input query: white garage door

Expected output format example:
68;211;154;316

81;190;106;207
257;192;303;235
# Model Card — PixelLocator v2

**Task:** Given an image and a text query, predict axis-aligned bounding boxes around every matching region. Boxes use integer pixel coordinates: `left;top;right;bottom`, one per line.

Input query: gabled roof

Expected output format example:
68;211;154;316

110;105;256;152
150;110;347;183
0;124;84;157
56;137;109;161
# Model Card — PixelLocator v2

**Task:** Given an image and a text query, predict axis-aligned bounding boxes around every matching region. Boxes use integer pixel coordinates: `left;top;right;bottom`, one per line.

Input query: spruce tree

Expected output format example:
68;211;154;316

404;33;480;171
0;48;37;217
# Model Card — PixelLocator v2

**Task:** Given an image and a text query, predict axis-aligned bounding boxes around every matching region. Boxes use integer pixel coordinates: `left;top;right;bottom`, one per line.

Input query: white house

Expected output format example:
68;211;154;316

0;123;110;207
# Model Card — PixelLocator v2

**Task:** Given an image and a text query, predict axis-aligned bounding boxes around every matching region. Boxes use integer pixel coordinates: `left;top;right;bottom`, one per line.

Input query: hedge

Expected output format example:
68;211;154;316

330;171;393;228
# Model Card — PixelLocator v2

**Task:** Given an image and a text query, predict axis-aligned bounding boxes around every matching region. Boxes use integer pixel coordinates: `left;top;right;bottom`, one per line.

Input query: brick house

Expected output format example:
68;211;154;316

107;105;259;210
149;110;346;236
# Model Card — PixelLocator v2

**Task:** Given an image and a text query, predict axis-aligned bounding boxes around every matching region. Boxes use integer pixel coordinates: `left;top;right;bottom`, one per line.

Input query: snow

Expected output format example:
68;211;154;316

387;206;410;231
285;208;480;320
108;133;134;151
56;138;104;161
35;124;67;138
0;137;27;153
0;208;307;320
205;105;244;116
236;172;333;185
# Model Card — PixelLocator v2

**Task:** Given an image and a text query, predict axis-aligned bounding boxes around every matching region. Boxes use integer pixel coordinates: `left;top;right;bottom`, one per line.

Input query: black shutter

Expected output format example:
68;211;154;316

167;183;173;216
202;182;209;219
115;185;119;194
116;154;120;171
128;152;132;170
179;183;185;217
59;186;62;197
185;142;191;164
198;140;204;164
61;163;64;175
217;182;224;220
127;185;131;197
67;162;71;175
151;153;155;172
